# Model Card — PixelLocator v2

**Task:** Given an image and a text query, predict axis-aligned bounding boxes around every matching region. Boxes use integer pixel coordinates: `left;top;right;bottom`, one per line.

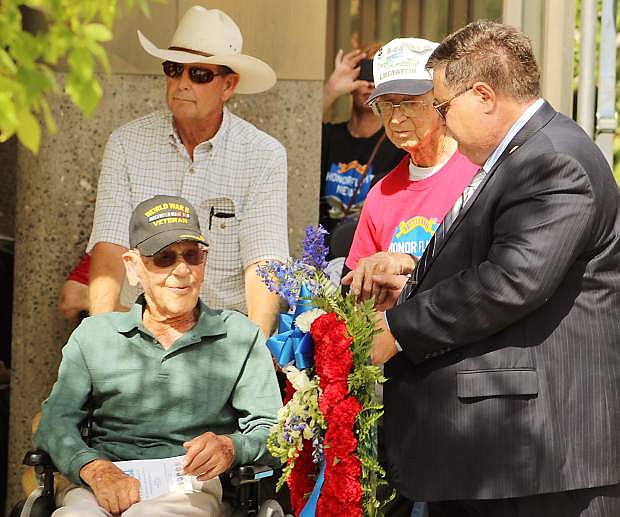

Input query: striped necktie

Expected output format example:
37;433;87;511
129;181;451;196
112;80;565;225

396;168;487;304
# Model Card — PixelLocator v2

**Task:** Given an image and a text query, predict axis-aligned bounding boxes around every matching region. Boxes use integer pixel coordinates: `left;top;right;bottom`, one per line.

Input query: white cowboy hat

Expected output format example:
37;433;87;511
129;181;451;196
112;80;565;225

138;6;276;94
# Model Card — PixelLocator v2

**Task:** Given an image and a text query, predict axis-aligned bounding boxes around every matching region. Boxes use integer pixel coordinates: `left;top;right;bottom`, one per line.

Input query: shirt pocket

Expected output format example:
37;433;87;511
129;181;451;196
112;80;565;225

204;197;241;274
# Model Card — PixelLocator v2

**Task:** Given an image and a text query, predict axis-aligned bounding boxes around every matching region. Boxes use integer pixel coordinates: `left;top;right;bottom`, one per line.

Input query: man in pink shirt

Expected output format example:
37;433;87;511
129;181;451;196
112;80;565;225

341;38;478;304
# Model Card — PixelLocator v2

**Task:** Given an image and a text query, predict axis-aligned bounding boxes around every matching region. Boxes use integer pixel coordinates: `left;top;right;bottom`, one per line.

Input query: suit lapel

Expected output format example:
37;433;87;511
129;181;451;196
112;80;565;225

409;102;557;295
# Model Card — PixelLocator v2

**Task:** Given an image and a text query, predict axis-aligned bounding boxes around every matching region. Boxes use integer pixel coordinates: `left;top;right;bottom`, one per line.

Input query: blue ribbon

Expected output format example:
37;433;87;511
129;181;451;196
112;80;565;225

298;460;325;517
266;284;316;369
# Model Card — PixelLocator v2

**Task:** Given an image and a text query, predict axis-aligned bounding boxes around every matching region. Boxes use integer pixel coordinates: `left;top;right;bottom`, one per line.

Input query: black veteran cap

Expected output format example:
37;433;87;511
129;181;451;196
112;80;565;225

129;195;206;256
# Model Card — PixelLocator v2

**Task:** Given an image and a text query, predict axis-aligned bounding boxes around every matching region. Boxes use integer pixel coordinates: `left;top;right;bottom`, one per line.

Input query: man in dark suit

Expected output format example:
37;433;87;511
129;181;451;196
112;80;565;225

369;21;620;517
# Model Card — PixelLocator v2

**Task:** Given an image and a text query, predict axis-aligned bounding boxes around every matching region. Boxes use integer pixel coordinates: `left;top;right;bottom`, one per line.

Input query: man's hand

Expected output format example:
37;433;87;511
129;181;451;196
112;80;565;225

80;459;140;515
371;312;399;365
183;432;235;481
323;49;369;113
341;252;415;307
368;272;409;311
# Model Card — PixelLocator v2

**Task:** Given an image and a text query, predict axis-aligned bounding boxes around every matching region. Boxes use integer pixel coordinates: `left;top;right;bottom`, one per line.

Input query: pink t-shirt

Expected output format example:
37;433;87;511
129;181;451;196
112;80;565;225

346;151;479;269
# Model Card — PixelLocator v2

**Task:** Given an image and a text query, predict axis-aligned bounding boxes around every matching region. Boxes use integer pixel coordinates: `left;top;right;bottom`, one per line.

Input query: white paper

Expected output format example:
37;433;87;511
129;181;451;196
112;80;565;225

114;455;194;501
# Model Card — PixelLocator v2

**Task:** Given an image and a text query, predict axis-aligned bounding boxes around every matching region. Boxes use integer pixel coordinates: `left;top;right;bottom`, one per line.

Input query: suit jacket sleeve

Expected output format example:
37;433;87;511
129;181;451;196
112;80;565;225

386;152;596;364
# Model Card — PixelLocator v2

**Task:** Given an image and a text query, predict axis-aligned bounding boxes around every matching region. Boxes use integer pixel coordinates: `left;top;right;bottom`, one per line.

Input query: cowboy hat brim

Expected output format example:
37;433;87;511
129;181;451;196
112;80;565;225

138;31;276;94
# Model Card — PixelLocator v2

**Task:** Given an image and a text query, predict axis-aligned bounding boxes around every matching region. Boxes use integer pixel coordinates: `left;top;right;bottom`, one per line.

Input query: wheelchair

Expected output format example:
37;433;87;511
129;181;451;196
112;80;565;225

10;410;289;516
10;449;283;517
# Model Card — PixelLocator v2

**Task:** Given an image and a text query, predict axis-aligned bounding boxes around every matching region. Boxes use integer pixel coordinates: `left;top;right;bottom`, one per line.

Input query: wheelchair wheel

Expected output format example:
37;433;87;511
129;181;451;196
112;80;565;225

9;488;56;517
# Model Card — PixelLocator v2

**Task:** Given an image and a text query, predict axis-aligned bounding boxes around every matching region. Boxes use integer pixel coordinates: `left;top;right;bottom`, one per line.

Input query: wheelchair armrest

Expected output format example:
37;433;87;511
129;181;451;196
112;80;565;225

23;450;55;470
229;464;274;487
22;449;57;499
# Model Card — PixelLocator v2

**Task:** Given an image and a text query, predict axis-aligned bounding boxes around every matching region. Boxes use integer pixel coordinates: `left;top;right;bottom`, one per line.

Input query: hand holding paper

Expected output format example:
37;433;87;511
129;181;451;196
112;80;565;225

80;459;141;514
183;432;235;480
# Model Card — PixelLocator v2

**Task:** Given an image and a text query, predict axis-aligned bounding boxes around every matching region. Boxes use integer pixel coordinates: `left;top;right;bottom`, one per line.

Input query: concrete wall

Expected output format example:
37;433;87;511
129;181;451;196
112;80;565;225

5;1;326;512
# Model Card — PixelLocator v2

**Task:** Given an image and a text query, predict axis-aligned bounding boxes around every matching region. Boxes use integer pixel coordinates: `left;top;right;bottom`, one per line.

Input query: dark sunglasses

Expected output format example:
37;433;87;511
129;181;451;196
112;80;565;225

162;61;223;84
150;245;207;268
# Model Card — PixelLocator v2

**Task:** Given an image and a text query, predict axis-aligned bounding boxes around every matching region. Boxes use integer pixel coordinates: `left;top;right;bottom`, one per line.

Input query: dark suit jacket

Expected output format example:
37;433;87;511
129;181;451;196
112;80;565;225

384;102;620;501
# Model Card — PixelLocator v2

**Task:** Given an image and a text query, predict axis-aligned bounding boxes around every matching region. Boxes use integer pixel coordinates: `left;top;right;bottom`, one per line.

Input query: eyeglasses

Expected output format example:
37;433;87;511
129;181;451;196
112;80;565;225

371;100;429;119
149;244;207;268
432;87;473;120
162;61;224;84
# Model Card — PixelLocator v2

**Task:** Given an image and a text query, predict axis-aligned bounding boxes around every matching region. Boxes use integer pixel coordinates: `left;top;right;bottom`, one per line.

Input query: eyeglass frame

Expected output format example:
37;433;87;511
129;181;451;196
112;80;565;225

162;60;227;84
432;86;473;120
370;99;430;120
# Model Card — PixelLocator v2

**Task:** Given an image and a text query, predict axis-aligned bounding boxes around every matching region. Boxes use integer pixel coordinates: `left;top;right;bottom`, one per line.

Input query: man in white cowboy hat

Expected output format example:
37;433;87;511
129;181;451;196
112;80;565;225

86;6;288;338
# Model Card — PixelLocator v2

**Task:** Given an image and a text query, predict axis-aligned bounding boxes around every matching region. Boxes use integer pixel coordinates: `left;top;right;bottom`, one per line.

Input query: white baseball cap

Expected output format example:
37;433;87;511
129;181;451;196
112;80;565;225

366;38;439;104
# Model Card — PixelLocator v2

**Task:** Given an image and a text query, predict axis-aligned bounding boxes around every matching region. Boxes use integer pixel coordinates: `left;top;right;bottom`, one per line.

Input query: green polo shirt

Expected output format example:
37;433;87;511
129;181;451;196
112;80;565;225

33;297;282;485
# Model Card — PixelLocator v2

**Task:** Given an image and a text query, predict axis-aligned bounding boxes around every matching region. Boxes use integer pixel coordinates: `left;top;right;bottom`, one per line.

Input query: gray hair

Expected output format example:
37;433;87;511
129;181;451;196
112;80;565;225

426;20;540;101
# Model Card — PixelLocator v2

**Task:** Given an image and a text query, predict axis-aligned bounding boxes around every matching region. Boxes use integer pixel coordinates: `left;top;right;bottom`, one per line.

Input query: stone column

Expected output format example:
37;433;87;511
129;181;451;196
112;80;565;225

6;0;326;512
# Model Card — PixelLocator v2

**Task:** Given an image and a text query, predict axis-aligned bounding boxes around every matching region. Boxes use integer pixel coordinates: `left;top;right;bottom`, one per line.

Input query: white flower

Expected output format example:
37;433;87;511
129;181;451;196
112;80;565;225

294;308;326;333
283;365;312;392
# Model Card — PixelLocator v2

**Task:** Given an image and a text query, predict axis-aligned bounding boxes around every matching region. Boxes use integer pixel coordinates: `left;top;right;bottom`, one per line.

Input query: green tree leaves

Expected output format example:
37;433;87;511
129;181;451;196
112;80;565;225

0;0;154;153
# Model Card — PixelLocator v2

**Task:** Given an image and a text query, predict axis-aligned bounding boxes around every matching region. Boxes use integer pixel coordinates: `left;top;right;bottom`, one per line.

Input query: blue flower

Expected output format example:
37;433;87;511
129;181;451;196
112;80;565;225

301;225;329;271
256;224;329;310
256;260;301;309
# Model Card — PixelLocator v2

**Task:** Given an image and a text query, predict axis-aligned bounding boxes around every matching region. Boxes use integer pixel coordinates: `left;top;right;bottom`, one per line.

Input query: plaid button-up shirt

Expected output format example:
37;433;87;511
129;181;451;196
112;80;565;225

87;108;289;313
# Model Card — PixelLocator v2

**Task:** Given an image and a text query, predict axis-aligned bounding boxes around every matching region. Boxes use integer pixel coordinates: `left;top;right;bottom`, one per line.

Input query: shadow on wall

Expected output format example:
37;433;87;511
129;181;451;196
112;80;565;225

0;236;14;508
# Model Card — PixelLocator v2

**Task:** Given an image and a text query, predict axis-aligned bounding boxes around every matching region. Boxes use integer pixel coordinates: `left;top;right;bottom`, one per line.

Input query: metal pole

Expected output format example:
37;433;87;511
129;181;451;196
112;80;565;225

577;0;598;136
595;0;617;168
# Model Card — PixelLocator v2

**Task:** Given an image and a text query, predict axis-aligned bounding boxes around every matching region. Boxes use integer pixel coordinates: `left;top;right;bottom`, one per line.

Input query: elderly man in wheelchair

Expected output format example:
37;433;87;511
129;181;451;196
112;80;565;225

30;195;282;517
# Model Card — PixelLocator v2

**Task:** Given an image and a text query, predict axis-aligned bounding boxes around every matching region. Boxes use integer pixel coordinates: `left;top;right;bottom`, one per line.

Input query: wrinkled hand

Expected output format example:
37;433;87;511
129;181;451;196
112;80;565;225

80;459;140;515
183;432;235;481
371;312;399;365
341;252;415;307
325;49;369;98
368;273;409;311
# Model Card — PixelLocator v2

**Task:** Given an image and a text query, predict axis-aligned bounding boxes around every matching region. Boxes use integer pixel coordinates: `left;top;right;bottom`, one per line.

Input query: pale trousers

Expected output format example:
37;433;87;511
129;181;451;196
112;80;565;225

52;477;223;517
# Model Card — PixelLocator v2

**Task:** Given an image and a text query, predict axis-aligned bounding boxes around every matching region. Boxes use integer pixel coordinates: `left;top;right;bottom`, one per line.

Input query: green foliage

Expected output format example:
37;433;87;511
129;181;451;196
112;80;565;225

0;0;154;153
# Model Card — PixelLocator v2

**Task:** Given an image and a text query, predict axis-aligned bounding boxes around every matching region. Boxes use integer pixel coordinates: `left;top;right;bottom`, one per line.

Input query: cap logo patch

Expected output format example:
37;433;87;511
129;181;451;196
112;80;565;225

144;202;192;227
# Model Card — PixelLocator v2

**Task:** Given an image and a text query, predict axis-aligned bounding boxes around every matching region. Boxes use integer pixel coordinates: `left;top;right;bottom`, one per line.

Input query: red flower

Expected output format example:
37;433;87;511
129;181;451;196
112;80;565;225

323;455;362;502
318;381;348;418
317;495;362;517
295;312;364;517
315;345;353;383
312;313;354;383
311;313;352;353
324;424;357;461
331;395;362;429
287;439;317;516
323;398;362;467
